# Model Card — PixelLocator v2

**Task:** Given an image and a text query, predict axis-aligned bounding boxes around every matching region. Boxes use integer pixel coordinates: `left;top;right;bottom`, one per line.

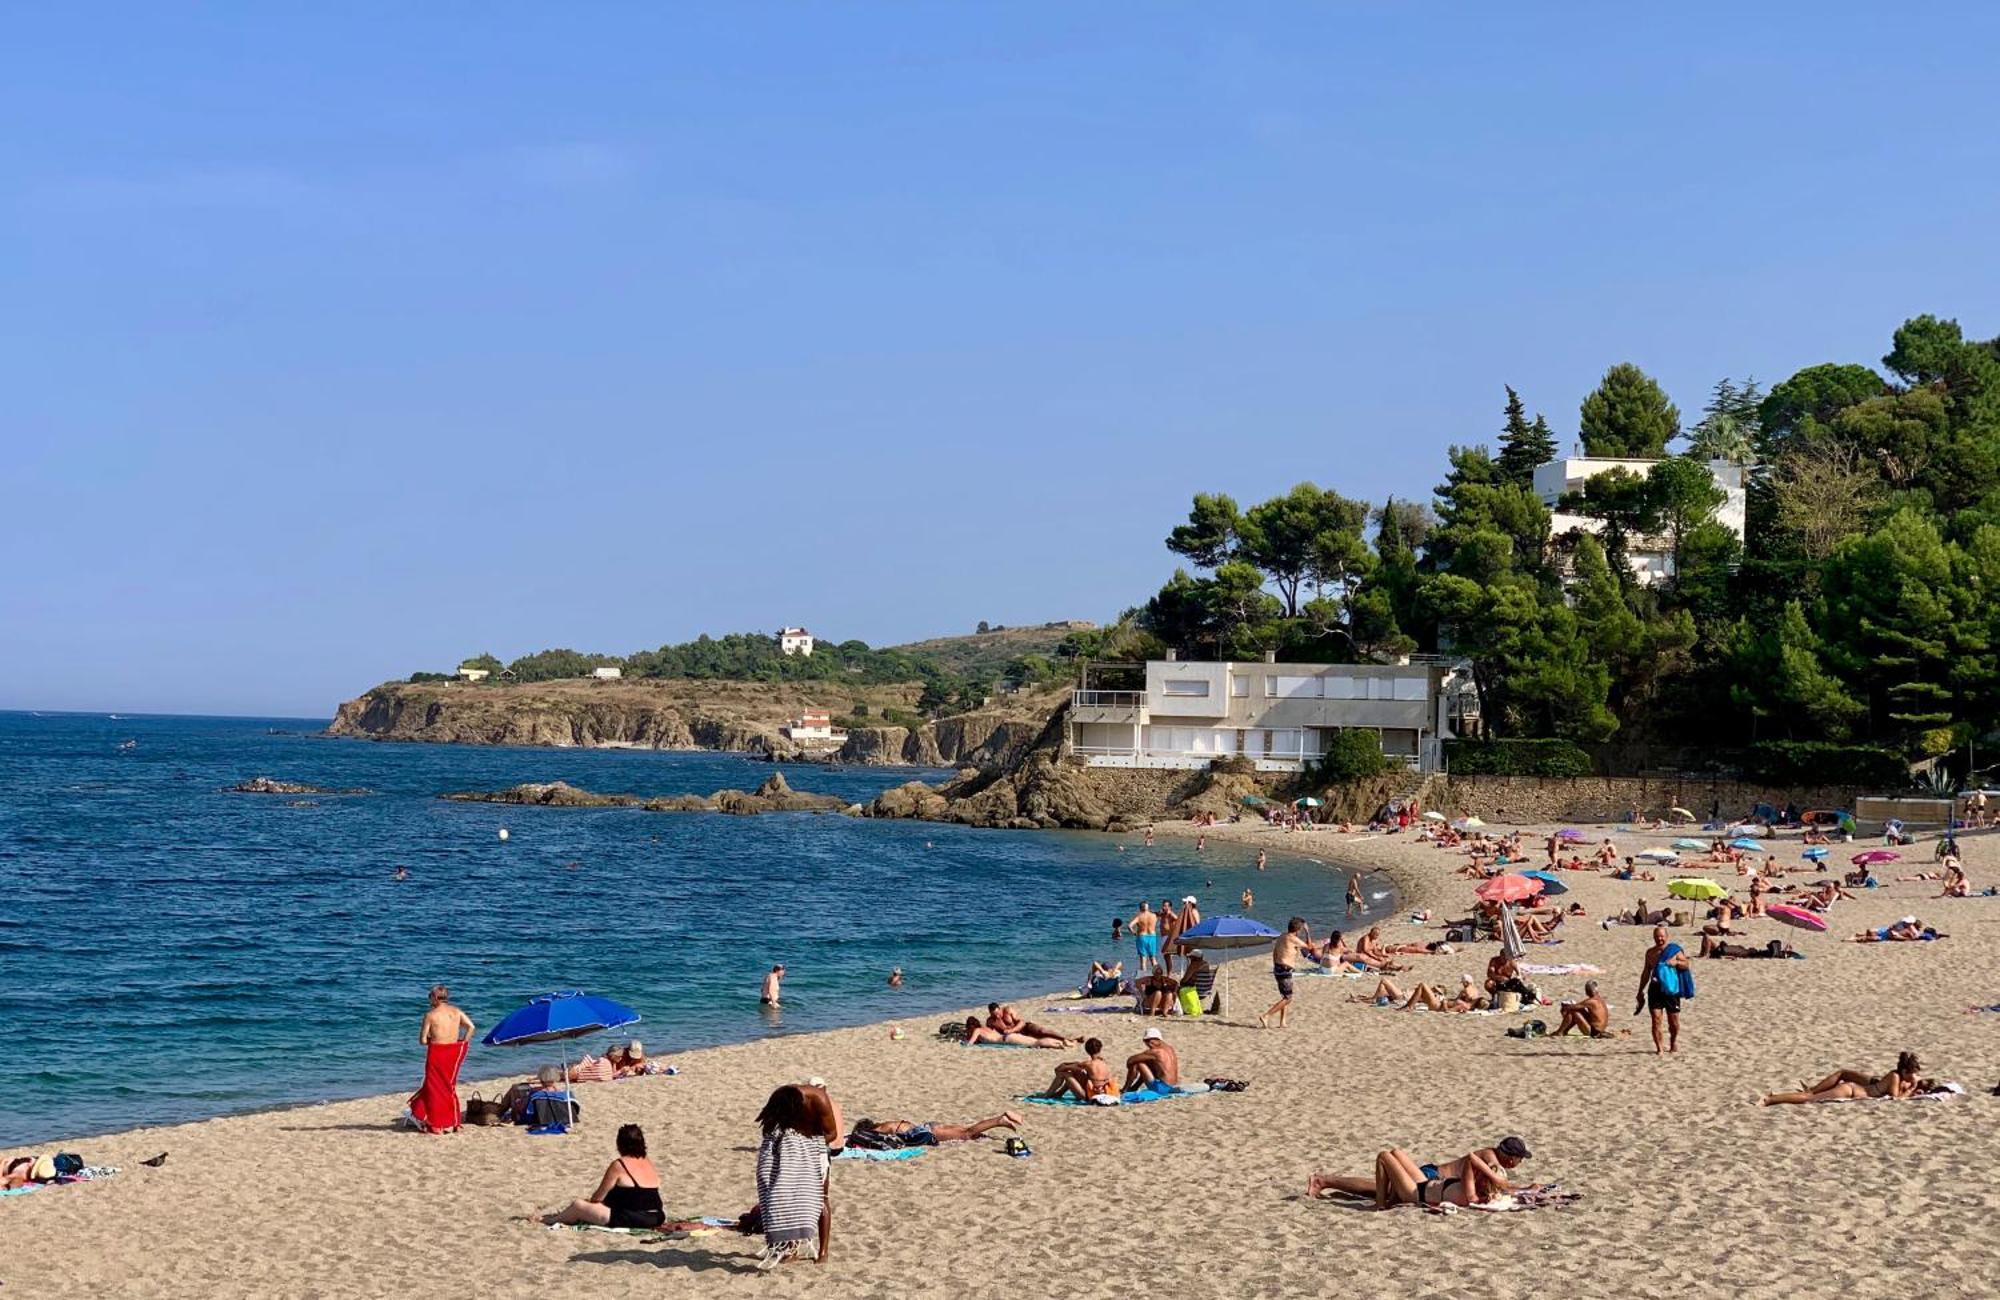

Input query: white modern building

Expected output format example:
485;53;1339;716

1532;455;1746;587
781;709;847;746
1067;655;1469;772
456;666;490;683
778;627;816;657
591;666;622;680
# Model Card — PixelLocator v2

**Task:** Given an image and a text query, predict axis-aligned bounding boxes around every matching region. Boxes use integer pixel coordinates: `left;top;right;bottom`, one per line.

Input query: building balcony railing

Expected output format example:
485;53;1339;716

1073;690;1146;708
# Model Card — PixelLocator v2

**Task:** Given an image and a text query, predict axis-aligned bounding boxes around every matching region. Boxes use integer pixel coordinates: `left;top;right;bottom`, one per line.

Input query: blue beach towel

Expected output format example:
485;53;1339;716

1656;943;1695;999
1023;1082;1211;1107
834;1146;928;1162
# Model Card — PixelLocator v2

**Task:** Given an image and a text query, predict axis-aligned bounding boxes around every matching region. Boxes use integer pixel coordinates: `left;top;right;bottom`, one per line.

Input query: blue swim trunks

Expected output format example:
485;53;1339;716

1137;933;1161;959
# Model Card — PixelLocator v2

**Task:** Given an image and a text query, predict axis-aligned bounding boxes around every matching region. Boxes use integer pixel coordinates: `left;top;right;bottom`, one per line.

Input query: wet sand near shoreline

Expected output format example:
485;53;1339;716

9;816;2000;1299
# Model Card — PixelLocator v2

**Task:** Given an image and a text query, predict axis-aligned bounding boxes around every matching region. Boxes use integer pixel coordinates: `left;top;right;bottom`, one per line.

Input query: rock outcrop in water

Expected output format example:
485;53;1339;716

441;771;854;815
230;776;369;795
329;678;1061;769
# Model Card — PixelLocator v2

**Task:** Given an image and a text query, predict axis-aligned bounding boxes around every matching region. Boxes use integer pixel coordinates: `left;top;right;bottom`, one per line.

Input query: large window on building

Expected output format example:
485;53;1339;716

1274;676;1321;698
1162;679;1210;697
1231;676;1249;698
1393;676;1426;701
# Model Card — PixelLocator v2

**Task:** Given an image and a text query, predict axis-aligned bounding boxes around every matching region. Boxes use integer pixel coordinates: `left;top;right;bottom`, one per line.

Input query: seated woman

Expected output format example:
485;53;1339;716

846;1112;1022;1148
1760;1053;1920;1105
538;1124;665;1228
1940;861;1970;898
1082;960;1124;998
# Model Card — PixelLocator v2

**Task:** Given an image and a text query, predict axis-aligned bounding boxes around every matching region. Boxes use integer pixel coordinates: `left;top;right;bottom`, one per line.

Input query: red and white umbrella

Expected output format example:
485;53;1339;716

1766;904;1827;932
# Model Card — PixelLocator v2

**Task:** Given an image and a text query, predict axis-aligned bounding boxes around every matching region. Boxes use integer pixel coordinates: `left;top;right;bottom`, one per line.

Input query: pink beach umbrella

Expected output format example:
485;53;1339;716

1766;904;1828;932
1852;850;1899;866
1476;873;1546;905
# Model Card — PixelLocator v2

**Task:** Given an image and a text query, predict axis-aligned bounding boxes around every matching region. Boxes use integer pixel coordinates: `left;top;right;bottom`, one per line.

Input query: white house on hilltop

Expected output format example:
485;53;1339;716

1533;455;1746;587
778;627;815;657
591;666;622;680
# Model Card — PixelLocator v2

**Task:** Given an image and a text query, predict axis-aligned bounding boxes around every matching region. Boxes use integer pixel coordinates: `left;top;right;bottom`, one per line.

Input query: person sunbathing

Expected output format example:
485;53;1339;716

1761;1053;1919;1105
1516;912;1563;943
1082;960;1125;998
1351;927;1410;971
1039;1038;1119;1102
1555;981;1610;1036
1124;1027;1180;1090
964;1004;1069;1048
1701;936;1797;959
1309;1137;1532;1205
1852;918;1943;943
846;1112;1023;1148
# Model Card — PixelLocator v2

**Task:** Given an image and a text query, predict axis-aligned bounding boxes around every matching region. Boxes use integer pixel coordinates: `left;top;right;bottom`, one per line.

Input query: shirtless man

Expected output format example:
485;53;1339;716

1353;926;1406;972
1040;1037;1119;1102
971;1002;1070;1048
1346;875;1364;914
1128;902;1162;973
1555;980;1610;1037
760;964;784;1007
1260;917;1311;1029
1124;1027;1181;1092
1255;851;1267;871
1159;898;1183;955
1179;895;1202;941
1485;951;1537;1005
421;984;475;1049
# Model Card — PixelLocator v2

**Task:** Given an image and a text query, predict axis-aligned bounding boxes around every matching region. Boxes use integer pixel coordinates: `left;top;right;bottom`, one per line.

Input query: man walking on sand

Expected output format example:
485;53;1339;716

1635;926;1691;1055
1129;901;1161;973
1260;917;1311;1029
410;985;474;1134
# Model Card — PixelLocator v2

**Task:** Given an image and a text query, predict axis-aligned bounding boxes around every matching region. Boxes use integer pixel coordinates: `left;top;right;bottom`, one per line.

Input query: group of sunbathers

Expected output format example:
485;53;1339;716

962;1003;1076;1049
1309;1135;1534;1209
1038;1028;1181;1103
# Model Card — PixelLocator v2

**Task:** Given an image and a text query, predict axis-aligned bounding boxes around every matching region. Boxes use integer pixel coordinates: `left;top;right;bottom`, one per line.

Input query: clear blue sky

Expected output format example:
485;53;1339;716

5;6;1997;717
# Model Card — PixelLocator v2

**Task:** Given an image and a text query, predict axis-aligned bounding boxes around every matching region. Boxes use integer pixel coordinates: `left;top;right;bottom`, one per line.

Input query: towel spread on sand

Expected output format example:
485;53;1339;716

1520;963;1602;976
834;1146;928;1162
1023;1082;1213;1107
408;1041;468;1133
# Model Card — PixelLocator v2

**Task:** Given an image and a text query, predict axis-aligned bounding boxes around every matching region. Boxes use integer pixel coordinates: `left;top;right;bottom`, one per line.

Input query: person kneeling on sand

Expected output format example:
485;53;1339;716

1040;1038;1120;1103
1124;1027;1180;1092
1555;981;1611;1037
1308;1136;1531;1208
1760;1052;1920;1105
538;1124;665;1229
846;1112;1023;1149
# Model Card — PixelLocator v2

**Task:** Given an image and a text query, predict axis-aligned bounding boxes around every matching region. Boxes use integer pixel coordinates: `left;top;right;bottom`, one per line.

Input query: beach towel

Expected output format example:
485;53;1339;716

409;1041;468;1133
1023;1082;1212;1107
1520;963;1602;976
833;1146;928;1162
755;1130;827;1248
1469;1183;1582;1212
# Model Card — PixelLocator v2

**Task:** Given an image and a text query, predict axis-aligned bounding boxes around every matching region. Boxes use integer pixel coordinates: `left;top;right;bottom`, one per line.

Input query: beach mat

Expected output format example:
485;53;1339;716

1023;1083;1212;1108
834;1146;928;1162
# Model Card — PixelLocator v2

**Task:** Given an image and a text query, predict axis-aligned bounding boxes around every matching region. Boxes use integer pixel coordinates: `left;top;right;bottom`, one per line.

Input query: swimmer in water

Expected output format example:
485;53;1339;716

1347;875;1364;913
393;865;409;882
1196;835;1206;853
1256;850;1267;871
1242;888;1254;908
888;968;903;988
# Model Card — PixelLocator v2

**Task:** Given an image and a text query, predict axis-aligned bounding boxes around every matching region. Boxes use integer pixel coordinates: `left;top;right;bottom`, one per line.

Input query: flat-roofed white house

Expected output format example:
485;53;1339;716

456;666;491;683
1067;655;1468;772
1532;455;1746;587
591;665;622;680
778;627;816;657
781;709;847;747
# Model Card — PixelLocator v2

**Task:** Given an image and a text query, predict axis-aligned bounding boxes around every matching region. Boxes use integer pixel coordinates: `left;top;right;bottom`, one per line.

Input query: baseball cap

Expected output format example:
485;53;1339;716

1496;1135;1531;1160
1141;1027;1162;1041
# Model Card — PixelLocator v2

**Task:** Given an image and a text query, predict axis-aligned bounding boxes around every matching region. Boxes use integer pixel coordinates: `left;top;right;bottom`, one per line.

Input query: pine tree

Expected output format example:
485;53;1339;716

1495;386;1558;486
1580;363;1681;458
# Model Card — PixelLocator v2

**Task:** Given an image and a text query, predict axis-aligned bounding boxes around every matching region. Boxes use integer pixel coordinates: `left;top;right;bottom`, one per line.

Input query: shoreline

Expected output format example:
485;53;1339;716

13;816;2000;1298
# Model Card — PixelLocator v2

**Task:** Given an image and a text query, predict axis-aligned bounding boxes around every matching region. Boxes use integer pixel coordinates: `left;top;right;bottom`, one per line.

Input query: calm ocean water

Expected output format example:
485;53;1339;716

0;711;1390;1146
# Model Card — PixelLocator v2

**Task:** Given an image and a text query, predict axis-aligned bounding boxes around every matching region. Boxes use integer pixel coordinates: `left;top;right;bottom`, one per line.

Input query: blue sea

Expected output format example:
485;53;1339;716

0;711;1390;1146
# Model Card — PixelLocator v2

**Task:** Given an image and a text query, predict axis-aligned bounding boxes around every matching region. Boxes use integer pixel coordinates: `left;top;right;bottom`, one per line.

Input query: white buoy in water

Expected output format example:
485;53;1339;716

498;828;510;841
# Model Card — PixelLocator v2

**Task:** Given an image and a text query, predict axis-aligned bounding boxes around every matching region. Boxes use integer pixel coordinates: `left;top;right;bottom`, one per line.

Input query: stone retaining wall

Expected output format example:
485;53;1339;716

1433;775;1860;825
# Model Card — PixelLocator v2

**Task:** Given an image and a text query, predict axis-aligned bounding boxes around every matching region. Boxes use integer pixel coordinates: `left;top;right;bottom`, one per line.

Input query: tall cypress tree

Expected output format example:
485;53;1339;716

1495;386;1558;486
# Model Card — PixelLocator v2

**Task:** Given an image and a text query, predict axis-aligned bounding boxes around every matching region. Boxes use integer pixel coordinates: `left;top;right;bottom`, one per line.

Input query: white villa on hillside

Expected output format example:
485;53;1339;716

778;627;816;657
1533;455;1746;587
1067;654;1471;773
457;666;490;683
781;710;847;746
591;666;622;680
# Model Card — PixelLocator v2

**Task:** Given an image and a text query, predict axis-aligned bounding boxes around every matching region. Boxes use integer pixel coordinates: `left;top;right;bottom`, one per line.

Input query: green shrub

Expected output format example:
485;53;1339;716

1740;741;1909;788
1446;738;1594;778
1310;730;1391;782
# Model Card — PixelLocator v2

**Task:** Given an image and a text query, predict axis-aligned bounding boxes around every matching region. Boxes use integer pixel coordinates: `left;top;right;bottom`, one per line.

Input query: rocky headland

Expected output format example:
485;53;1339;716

328;677;1059;768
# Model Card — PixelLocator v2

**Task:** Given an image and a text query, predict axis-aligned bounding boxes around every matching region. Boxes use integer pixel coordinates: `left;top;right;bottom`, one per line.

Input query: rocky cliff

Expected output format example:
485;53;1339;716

328;678;1059;768
441;772;854;815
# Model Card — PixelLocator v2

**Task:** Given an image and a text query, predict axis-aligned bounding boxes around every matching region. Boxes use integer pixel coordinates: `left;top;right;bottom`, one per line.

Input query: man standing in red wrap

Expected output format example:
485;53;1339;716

410;984;474;1133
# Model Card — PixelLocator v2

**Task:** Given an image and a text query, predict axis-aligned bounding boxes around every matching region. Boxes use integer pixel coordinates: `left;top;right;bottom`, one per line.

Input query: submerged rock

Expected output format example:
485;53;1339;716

230;776;368;795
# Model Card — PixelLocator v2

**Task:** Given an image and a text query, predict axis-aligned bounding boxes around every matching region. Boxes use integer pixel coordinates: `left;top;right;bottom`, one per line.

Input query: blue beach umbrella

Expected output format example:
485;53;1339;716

1521;870;1568;895
1673;838;1708;851
1180;916;1281;1018
1730;838;1764;852
1802;847;1830;861
484;990;641;1126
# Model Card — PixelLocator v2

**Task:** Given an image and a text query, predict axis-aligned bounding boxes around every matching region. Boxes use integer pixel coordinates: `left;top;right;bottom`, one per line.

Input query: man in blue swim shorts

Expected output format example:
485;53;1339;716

1128;901;1162;972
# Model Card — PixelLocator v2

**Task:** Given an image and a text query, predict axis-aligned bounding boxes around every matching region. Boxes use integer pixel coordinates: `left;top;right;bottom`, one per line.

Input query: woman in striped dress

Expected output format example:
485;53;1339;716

754;1084;837;1269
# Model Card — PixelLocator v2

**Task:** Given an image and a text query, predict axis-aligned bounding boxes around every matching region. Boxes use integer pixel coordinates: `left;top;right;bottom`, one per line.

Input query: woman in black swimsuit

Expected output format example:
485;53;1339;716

538;1124;666;1228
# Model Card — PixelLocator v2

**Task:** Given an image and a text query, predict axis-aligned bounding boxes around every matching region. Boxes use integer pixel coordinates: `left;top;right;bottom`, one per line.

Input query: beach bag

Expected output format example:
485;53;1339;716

936;1020;969;1042
525;1091;580;1127
1176;986;1204;1018
1202;1077;1249;1092
463;1094;507;1127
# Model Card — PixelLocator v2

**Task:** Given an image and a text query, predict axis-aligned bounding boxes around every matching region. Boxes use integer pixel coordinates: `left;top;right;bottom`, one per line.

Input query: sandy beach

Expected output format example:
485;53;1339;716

10;817;2000;1300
